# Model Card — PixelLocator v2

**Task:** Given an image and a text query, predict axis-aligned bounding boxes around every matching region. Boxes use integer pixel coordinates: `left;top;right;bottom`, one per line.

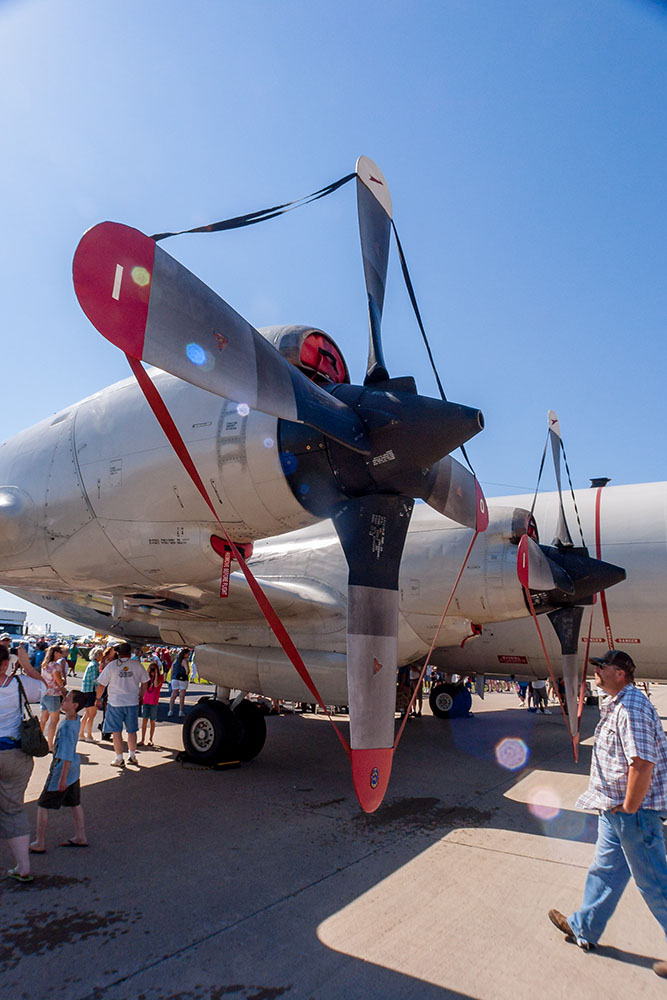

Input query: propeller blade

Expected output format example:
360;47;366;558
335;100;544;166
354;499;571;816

332;494;414;813
73;222;370;454
547;410;574;547
547;606;585;725
356;156;392;385
423;456;489;532
517;534;574;593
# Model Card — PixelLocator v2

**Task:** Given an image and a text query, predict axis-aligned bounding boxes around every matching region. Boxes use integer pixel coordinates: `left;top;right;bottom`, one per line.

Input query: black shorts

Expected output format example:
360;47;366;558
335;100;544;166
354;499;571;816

79;692;96;708
38;779;81;809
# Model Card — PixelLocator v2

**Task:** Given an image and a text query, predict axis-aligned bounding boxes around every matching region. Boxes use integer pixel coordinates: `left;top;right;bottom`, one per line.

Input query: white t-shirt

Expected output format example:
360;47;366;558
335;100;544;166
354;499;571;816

0;676;46;740
98;658;149;707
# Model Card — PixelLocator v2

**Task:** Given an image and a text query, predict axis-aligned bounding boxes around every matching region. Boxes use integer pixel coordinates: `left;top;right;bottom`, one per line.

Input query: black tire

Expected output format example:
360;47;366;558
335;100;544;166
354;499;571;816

429;683;472;719
233;700;267;762
182;701;242;765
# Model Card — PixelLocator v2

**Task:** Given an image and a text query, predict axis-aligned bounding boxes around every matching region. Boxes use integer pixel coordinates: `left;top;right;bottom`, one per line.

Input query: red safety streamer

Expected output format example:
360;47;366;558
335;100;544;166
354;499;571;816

394;529;481;749
594;487;615;649
125;355;351;754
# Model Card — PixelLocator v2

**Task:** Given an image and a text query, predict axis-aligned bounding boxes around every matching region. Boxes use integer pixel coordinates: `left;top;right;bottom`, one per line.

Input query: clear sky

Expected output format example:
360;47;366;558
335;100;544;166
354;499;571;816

1;0;666;632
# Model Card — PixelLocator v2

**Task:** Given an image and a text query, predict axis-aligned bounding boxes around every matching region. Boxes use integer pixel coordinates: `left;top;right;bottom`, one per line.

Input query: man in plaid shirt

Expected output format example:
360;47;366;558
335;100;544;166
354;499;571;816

548;649;667;978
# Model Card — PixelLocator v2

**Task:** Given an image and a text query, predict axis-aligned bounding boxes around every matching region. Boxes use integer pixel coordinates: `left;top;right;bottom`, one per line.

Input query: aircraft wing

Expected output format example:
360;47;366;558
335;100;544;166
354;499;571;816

6;571;346;638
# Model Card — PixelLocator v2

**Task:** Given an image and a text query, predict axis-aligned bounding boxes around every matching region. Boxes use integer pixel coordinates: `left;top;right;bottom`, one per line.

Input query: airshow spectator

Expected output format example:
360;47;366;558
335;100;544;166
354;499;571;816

95;643;149;767
516;680;528;707
189;649;199;683
66;641;79;677
138;661;165;746
0;644;46;883
409;664;423;717
33;641;47;671
30;690;88;852
549;650;667;980
39;645;67;750
532;678;551;715
159;647;172;675
168;648;190;718
80;646;104;741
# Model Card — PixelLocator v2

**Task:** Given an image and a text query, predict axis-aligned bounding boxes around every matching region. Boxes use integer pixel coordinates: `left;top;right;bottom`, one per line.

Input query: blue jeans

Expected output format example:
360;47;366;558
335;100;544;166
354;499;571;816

569;809;667;945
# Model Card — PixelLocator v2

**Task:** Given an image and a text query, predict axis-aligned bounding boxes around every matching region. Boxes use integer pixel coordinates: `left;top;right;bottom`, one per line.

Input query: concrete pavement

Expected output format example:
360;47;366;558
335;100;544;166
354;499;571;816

3;684;667;999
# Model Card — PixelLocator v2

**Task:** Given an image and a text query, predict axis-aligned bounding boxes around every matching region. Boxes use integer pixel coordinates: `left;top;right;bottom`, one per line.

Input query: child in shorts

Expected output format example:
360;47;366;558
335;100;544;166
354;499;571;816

30;690;88;851
138;660;164;747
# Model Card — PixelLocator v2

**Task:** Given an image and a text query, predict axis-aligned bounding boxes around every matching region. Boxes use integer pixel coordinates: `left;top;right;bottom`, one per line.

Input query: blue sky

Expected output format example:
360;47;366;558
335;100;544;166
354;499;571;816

1;0;666;632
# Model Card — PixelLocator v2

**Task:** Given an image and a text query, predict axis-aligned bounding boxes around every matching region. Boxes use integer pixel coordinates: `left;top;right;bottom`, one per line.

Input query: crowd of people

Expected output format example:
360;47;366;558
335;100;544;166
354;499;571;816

0;637;197;881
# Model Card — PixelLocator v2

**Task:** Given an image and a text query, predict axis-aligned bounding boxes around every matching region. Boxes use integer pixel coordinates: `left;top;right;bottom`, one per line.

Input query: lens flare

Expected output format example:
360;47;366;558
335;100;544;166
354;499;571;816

131;266;151;287
280;452;298;475
186;342;207;366
236;403;250;417
544;809;589;841
495;737;528;771
263;437;274;449
527;786;561;821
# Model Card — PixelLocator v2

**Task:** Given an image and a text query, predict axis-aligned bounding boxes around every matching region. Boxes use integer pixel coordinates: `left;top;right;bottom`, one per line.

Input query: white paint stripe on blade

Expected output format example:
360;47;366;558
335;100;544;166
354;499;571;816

112;264;123;301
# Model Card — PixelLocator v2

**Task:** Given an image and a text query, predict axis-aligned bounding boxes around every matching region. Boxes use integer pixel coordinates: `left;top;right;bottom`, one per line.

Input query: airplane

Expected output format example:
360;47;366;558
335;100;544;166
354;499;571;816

0;157;646;811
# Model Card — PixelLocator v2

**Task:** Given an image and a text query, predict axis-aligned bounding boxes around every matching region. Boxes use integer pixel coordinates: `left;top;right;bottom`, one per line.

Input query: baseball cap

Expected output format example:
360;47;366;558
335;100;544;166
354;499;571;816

589;649;635;673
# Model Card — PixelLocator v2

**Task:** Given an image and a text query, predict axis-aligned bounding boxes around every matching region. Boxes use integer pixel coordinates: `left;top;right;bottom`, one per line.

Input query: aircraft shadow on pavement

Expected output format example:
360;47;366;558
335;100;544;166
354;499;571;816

1;697;655;1000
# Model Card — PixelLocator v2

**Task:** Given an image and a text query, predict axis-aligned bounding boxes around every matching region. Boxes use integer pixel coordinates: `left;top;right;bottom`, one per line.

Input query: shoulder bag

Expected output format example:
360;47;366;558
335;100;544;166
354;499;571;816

16;675;50;757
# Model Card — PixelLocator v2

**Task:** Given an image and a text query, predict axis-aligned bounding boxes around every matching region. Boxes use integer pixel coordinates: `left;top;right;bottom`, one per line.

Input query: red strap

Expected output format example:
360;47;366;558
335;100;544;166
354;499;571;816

126;355;350;754
594;487;614;649
393;529;480;749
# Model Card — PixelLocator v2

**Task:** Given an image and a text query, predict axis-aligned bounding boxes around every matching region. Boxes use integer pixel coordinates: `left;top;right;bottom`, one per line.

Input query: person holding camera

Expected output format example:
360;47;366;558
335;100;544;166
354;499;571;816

0;643;46;883
38;645;67;750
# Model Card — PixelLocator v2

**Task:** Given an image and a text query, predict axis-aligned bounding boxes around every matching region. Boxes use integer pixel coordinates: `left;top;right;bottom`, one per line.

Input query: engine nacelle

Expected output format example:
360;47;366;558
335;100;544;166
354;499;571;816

258;326;349;386
400;506;535;630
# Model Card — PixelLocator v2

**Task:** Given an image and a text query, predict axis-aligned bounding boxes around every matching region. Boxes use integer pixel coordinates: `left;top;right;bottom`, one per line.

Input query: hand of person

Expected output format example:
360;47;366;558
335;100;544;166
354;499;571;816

58;777;67;792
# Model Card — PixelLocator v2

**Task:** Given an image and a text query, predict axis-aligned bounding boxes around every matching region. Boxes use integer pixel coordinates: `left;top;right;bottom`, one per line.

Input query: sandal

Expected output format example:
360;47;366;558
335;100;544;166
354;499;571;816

7;867;33;883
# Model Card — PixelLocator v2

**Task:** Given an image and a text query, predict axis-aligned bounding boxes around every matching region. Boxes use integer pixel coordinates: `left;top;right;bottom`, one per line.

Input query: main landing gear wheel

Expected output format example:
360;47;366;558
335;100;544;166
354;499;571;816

429;683;472;719
232;700;267;762
182;701;242;765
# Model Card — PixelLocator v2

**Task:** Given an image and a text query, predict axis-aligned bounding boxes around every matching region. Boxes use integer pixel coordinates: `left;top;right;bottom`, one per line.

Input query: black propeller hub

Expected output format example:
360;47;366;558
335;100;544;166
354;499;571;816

530;544;626;612
279;378;484;517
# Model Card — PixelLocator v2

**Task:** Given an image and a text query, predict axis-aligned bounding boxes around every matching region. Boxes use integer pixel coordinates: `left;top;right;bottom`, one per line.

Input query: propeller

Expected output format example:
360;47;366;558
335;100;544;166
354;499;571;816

518;411;625;729
73;157;487;811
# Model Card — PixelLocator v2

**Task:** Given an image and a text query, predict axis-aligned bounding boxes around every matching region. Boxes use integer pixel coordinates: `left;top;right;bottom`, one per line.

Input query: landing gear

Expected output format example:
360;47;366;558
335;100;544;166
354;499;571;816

429;683;472;719
233;699;267;761
182;698;267;765
183;701;242;765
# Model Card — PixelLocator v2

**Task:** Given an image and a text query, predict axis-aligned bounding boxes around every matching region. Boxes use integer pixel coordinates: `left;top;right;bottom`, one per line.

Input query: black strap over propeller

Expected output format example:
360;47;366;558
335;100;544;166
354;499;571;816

518;411;625;726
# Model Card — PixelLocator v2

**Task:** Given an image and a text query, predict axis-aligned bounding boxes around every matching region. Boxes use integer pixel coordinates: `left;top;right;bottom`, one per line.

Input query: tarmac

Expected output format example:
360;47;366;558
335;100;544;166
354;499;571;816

3;682;667;1000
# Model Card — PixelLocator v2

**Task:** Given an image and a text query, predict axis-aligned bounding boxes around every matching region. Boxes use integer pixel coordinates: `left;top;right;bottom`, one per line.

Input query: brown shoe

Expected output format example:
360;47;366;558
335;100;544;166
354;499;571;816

548;909;594;950
548;909;574;939
654;961;667;978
